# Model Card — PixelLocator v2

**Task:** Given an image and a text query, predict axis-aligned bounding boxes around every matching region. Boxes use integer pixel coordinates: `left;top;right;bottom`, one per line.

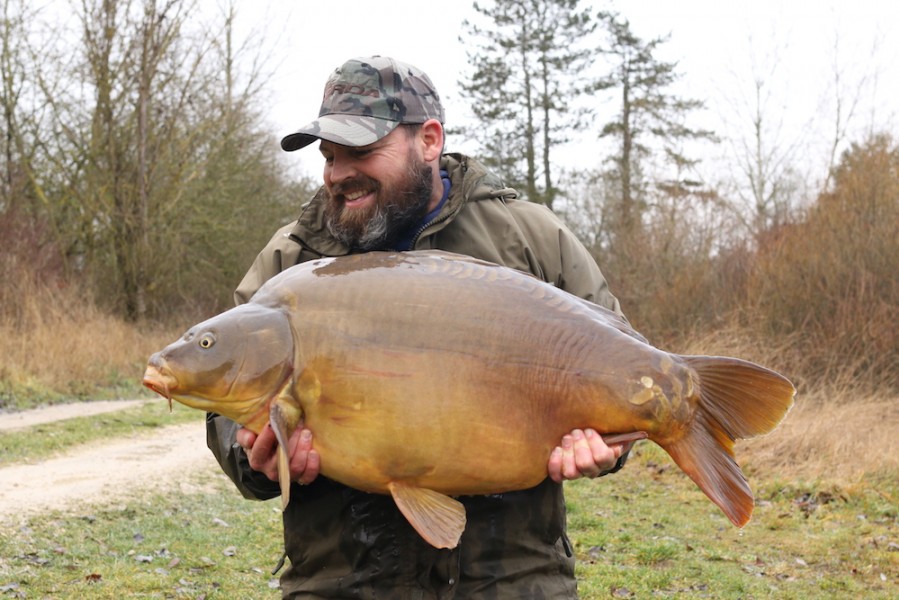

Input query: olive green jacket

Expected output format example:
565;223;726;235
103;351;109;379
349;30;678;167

207;154;624;599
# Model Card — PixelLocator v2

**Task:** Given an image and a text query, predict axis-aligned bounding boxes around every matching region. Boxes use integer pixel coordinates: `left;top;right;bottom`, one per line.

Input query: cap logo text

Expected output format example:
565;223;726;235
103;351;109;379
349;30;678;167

325;82;381;99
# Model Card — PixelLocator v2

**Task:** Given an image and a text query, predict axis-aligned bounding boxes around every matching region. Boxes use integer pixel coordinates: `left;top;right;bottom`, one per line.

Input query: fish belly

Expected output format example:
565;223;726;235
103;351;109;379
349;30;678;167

297;346;588;495
272;252;689;496
291;320;669;497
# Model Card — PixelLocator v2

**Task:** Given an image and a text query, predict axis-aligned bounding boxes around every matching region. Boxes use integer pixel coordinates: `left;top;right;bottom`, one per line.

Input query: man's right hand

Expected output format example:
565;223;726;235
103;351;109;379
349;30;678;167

236;424;321;486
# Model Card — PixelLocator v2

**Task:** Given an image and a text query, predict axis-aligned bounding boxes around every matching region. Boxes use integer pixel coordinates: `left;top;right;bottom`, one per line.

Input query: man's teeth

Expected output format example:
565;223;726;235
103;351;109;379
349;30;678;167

344;190;371;201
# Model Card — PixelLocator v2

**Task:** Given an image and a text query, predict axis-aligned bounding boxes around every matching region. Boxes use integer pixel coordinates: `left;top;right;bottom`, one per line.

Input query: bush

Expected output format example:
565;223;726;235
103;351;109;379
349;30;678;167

745;134;899;388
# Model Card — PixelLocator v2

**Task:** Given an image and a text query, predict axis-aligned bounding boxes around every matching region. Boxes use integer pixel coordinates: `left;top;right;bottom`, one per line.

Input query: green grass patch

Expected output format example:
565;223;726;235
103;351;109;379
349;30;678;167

567;444;898;599
0;372;152;413
0;379;69;412
0;400;197;467
0;472;284;599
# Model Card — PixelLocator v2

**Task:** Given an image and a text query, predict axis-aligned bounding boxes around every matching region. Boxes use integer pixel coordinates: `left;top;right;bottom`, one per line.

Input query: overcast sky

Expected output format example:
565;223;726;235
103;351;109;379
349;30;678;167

225;0;897;188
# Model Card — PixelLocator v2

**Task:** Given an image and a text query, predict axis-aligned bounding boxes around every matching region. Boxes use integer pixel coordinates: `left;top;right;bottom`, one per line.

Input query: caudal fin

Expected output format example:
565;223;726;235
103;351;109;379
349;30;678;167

665;356;795;527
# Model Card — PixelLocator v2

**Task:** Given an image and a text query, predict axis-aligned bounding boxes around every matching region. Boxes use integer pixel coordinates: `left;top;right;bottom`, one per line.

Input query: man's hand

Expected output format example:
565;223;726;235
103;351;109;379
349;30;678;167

236;424;321;485
547;428;634;483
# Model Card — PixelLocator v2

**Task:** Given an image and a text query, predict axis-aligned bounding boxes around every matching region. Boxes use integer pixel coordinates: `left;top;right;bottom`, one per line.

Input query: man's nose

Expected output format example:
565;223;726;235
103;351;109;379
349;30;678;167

327;156;357;184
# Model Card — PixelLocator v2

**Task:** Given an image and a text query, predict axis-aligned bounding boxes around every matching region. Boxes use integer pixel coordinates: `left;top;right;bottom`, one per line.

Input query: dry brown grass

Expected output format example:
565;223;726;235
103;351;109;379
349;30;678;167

674;321;899;484
0;276;187;405
739;386;899;483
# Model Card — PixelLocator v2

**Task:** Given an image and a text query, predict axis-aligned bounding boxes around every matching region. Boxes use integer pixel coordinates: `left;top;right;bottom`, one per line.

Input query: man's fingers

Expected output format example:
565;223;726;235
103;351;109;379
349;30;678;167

548;447;564;483
572;429;605;477
548;429;642;483
584;428;619;472
288;429;312;478
253;424;278;458
560;433;581;480
246;424;279;478
297;449;320;485
235;427;257;452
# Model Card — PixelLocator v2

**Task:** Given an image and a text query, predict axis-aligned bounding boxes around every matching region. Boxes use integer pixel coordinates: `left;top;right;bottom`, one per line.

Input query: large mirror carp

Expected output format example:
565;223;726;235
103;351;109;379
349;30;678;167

143;250;795;549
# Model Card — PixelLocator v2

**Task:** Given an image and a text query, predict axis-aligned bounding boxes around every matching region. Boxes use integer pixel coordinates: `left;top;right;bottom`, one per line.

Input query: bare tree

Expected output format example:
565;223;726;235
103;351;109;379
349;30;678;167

77;0;201;320
0;0;44;213
713;34;810;242
2;0;310;317
817;30;888;194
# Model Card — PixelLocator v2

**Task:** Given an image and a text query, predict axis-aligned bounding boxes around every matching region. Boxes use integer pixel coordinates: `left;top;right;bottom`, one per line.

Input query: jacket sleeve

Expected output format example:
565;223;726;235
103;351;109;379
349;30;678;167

206;412;280;500
233;223;303;305
508;201;624;316
554;225;623;316
208;224;302;500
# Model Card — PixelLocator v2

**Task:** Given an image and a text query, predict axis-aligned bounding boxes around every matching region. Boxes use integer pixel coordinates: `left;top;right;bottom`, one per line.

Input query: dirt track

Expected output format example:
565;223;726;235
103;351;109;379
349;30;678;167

0;401;218;524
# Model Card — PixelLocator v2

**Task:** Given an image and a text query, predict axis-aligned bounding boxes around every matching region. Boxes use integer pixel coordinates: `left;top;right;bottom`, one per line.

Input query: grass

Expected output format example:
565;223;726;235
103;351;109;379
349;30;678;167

0;473;284;599
567;443;898;599
1;423;895;599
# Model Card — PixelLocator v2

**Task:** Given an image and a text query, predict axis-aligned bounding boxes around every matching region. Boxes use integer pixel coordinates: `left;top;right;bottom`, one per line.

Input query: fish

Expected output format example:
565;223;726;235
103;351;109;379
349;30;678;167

143;250;795;549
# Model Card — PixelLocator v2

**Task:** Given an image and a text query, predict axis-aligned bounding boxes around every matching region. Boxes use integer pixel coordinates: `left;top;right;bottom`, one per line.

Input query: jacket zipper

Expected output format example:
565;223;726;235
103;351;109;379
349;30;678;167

408;205;458;250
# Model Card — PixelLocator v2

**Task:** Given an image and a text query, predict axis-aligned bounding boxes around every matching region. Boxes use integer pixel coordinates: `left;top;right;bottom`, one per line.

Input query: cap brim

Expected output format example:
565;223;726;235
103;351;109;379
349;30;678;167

280;115;400;152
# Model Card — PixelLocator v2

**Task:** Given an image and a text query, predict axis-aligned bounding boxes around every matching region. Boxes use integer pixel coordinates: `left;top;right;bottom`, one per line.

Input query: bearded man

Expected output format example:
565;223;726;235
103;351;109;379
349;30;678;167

207;56;633;599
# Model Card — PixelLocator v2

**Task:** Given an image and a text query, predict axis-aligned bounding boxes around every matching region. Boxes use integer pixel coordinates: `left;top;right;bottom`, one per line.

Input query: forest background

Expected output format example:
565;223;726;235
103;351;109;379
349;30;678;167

0;0;896;478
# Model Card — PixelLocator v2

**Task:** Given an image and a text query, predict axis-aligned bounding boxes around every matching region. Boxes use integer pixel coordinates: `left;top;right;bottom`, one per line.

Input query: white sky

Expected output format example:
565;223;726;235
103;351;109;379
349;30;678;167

217;1;899;188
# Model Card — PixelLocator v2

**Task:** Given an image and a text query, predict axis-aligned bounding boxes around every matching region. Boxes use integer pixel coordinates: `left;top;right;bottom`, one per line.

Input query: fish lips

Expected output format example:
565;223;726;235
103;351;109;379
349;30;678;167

142;356;177;411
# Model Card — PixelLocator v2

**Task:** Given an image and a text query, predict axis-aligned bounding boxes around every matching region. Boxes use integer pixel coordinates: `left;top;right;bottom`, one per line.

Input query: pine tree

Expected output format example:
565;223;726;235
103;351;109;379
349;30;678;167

458;0;596;208
594;13;714;236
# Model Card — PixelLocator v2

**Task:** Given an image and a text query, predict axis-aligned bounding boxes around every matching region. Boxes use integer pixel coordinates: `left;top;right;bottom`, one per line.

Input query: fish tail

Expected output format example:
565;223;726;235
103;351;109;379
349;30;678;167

664;356;795;527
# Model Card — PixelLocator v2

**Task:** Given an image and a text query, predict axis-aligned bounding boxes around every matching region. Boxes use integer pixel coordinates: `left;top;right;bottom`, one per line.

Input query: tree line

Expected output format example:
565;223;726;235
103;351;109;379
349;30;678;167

1;0;314;322
1;0;895;390
457;0;896;390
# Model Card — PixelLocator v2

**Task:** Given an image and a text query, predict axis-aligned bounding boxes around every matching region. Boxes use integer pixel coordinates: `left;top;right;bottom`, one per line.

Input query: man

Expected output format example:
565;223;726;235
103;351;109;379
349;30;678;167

207;56;634;599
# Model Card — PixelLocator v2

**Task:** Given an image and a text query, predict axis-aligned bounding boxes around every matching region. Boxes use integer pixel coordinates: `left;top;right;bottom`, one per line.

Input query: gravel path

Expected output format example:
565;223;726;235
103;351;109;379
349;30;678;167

0;402;218;524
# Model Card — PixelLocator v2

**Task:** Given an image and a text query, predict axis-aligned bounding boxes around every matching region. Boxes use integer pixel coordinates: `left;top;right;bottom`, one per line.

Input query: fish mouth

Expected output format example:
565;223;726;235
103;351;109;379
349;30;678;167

142;361;177;411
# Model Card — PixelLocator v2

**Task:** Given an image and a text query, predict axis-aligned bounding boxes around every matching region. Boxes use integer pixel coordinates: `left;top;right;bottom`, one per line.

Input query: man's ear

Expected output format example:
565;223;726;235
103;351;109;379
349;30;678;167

419;119;445;162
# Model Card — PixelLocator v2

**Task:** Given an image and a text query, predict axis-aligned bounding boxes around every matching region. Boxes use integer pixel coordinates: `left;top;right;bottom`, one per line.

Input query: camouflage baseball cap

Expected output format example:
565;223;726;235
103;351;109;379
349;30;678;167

281;56;445;152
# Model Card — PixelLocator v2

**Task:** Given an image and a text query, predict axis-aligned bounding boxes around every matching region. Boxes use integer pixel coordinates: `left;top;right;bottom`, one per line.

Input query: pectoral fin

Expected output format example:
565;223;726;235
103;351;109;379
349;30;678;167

269;402;294;511
388;482;466;549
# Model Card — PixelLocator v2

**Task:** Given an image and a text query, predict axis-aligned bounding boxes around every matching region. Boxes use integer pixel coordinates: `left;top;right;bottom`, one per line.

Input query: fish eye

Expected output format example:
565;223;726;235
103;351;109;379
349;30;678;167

198;334;215;349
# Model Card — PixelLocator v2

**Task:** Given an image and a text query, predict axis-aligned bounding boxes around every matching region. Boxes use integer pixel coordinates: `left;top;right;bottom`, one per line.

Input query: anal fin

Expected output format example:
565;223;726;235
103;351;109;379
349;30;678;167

388;482;466;549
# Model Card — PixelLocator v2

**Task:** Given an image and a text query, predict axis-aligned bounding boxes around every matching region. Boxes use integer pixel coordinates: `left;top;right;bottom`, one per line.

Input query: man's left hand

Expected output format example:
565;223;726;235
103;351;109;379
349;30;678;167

547;428;634;482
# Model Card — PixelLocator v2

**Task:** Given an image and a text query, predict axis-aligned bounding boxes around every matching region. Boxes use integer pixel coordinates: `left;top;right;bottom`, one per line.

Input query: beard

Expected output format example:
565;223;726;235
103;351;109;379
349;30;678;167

323;157;434;251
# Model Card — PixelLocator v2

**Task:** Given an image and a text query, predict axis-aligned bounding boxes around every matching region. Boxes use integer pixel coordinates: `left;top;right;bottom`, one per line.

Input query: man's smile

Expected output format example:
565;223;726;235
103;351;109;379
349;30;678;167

342;188;376;208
